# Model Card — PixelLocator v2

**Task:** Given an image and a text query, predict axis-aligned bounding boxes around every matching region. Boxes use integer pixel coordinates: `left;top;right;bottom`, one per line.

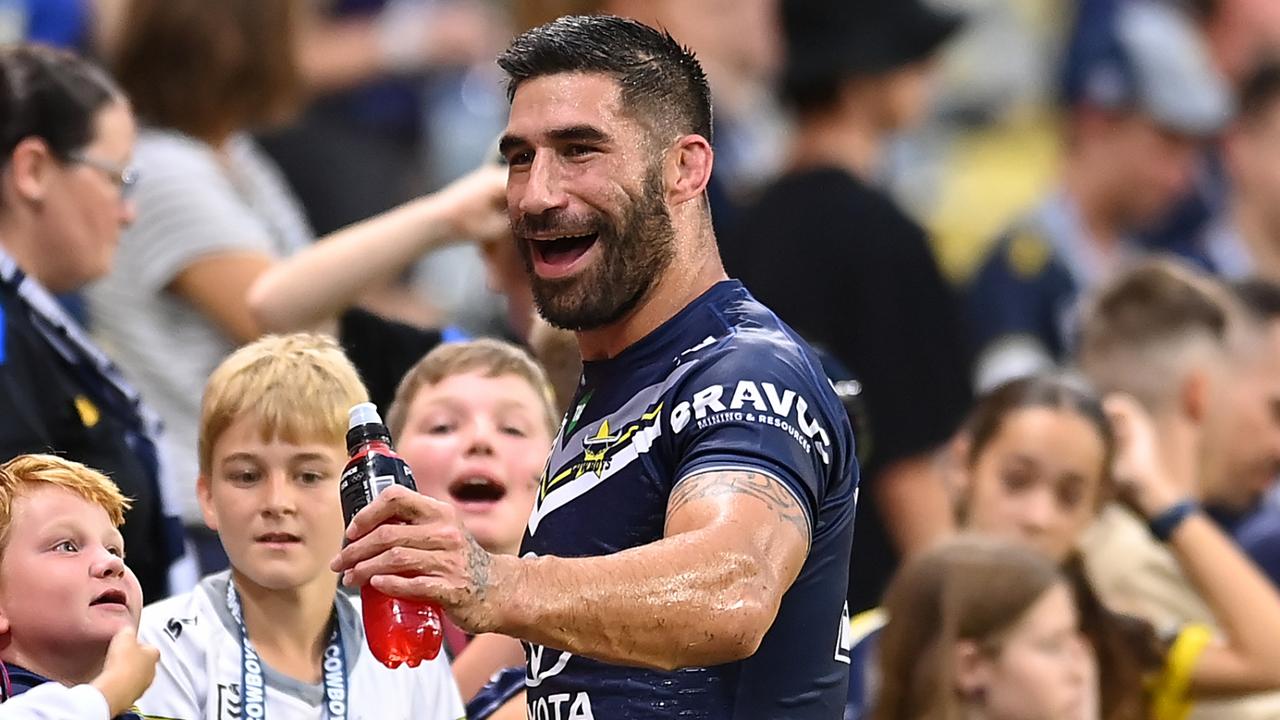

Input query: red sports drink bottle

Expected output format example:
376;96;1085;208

341;402;444;667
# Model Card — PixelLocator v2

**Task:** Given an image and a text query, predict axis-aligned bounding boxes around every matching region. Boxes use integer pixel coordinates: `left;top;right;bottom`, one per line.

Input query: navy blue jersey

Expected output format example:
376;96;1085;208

520;280;859;719
965;228;1078;365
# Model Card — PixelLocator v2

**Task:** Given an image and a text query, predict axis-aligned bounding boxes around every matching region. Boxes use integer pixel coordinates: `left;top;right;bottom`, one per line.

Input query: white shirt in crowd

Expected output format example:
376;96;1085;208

136;572;465;720
87;128;312;526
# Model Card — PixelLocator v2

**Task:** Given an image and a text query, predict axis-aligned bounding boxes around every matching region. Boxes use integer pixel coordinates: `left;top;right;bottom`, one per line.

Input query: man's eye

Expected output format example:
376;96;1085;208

565;144;595;158
507;150;533;166
54;540;79;553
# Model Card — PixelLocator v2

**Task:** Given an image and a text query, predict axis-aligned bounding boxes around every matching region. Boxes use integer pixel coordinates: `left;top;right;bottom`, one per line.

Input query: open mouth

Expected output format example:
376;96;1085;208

448;477;507;505
89;589;128;608
529;232;598;271
255;532;301;544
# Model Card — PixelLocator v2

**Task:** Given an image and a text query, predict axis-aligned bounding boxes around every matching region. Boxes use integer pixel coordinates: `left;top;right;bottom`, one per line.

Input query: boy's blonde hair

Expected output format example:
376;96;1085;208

387;339;559;439
0;454;131;550
199;333;369;473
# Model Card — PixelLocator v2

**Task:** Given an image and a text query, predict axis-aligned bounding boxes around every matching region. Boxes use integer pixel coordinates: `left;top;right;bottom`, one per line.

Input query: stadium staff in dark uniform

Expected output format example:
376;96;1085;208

0;44;185;601
724;0;972;615
333;14;859;719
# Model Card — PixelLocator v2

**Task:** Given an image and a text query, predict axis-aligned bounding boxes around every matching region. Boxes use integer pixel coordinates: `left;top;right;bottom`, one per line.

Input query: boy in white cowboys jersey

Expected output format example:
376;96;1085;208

135;334;464;720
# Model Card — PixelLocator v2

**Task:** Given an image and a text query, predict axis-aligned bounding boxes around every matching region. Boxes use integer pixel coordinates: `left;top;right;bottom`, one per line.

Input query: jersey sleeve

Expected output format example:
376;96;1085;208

412;654;466;720
135;604;203;720
0;684;110;720
666;344;849;535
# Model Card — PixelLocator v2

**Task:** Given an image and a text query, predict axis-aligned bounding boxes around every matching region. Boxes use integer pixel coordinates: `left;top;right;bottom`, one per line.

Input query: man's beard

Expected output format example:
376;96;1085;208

514;167;676;332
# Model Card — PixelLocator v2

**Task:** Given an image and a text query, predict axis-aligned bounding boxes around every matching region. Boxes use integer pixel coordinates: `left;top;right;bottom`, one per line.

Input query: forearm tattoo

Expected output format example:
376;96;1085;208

466;533;492;600
665;470;811;539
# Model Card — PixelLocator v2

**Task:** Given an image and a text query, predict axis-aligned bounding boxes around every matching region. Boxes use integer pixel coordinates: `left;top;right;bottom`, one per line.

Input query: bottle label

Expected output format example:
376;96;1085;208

340;451;417;526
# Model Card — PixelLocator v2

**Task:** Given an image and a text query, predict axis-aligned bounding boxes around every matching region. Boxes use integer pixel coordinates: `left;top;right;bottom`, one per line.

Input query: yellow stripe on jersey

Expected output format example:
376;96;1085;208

1148;623;1214;720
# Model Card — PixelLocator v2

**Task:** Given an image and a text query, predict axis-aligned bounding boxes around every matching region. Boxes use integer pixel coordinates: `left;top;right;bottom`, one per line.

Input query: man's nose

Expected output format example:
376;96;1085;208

517;152;569;216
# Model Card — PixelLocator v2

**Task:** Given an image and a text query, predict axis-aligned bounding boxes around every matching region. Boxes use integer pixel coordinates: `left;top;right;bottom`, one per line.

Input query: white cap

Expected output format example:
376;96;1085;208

347;402;383;429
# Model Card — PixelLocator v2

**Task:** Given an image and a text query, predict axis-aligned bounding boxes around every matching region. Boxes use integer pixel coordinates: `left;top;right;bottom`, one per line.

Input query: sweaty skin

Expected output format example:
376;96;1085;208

333;68;814;672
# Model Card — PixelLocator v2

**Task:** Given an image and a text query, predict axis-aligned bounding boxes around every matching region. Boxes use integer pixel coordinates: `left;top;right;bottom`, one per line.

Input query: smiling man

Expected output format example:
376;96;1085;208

331;14;859;719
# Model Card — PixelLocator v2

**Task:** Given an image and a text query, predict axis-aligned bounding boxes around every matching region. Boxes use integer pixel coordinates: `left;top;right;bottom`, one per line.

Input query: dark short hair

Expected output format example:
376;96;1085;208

0;44;123;163
112;0;304;143
1238;57;1280;123
497;14;713;143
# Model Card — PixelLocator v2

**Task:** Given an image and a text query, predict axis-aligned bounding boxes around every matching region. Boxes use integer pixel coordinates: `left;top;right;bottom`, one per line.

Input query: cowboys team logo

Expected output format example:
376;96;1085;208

577;421;620;478
530;405;664;533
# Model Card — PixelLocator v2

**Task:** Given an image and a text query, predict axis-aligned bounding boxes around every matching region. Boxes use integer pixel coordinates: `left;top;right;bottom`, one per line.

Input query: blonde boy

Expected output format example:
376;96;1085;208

136;334;463;720
0;454;160;719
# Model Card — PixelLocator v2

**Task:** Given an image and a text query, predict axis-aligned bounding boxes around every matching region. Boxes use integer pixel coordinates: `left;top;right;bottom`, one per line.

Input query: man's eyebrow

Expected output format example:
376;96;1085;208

499;125;612;157
546;125;611;144
498;133;526;158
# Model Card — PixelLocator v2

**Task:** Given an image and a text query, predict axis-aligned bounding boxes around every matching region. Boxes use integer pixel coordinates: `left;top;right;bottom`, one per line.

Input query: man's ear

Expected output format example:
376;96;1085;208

1179;366;1213;424
197;474;219;532
665;134;713;207
6;136;54;204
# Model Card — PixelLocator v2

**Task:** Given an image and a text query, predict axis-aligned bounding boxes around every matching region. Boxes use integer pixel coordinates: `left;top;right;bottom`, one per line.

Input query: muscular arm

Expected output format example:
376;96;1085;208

334;472;810;671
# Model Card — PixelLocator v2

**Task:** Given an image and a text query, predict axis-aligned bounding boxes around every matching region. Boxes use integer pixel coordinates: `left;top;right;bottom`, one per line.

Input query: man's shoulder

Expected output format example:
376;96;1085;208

682;294;829;391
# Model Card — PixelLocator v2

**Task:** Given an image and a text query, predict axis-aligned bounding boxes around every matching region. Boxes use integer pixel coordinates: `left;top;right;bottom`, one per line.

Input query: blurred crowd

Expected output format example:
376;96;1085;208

10;0;1280;718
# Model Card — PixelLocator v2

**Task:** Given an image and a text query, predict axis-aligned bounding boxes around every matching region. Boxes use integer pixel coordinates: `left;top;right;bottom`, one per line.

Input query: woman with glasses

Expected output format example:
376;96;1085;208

0;43;185;603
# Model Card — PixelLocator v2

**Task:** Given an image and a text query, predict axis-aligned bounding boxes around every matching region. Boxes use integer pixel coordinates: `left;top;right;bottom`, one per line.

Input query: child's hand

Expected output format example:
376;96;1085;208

91;627;160;716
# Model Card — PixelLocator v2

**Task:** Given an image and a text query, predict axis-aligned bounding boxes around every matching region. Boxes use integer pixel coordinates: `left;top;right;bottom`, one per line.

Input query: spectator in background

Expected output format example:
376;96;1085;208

0;44;185;602
724;0;972;614
874;537;1091;720
1077;260;1280;719
263;0;506;236
848;373;1280;720
1223;279;1280;587
967;0;1230;391
259;0;512;338
1205;59;1280;280
1132;0;1280;267
87;0;506;574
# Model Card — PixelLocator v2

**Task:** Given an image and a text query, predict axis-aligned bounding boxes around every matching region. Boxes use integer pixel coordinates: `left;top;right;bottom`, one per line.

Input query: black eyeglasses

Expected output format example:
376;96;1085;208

65;151;139;197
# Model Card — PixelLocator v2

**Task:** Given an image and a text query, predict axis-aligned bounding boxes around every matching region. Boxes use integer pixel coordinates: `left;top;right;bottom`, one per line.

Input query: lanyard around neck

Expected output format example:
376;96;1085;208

224;581;348;720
